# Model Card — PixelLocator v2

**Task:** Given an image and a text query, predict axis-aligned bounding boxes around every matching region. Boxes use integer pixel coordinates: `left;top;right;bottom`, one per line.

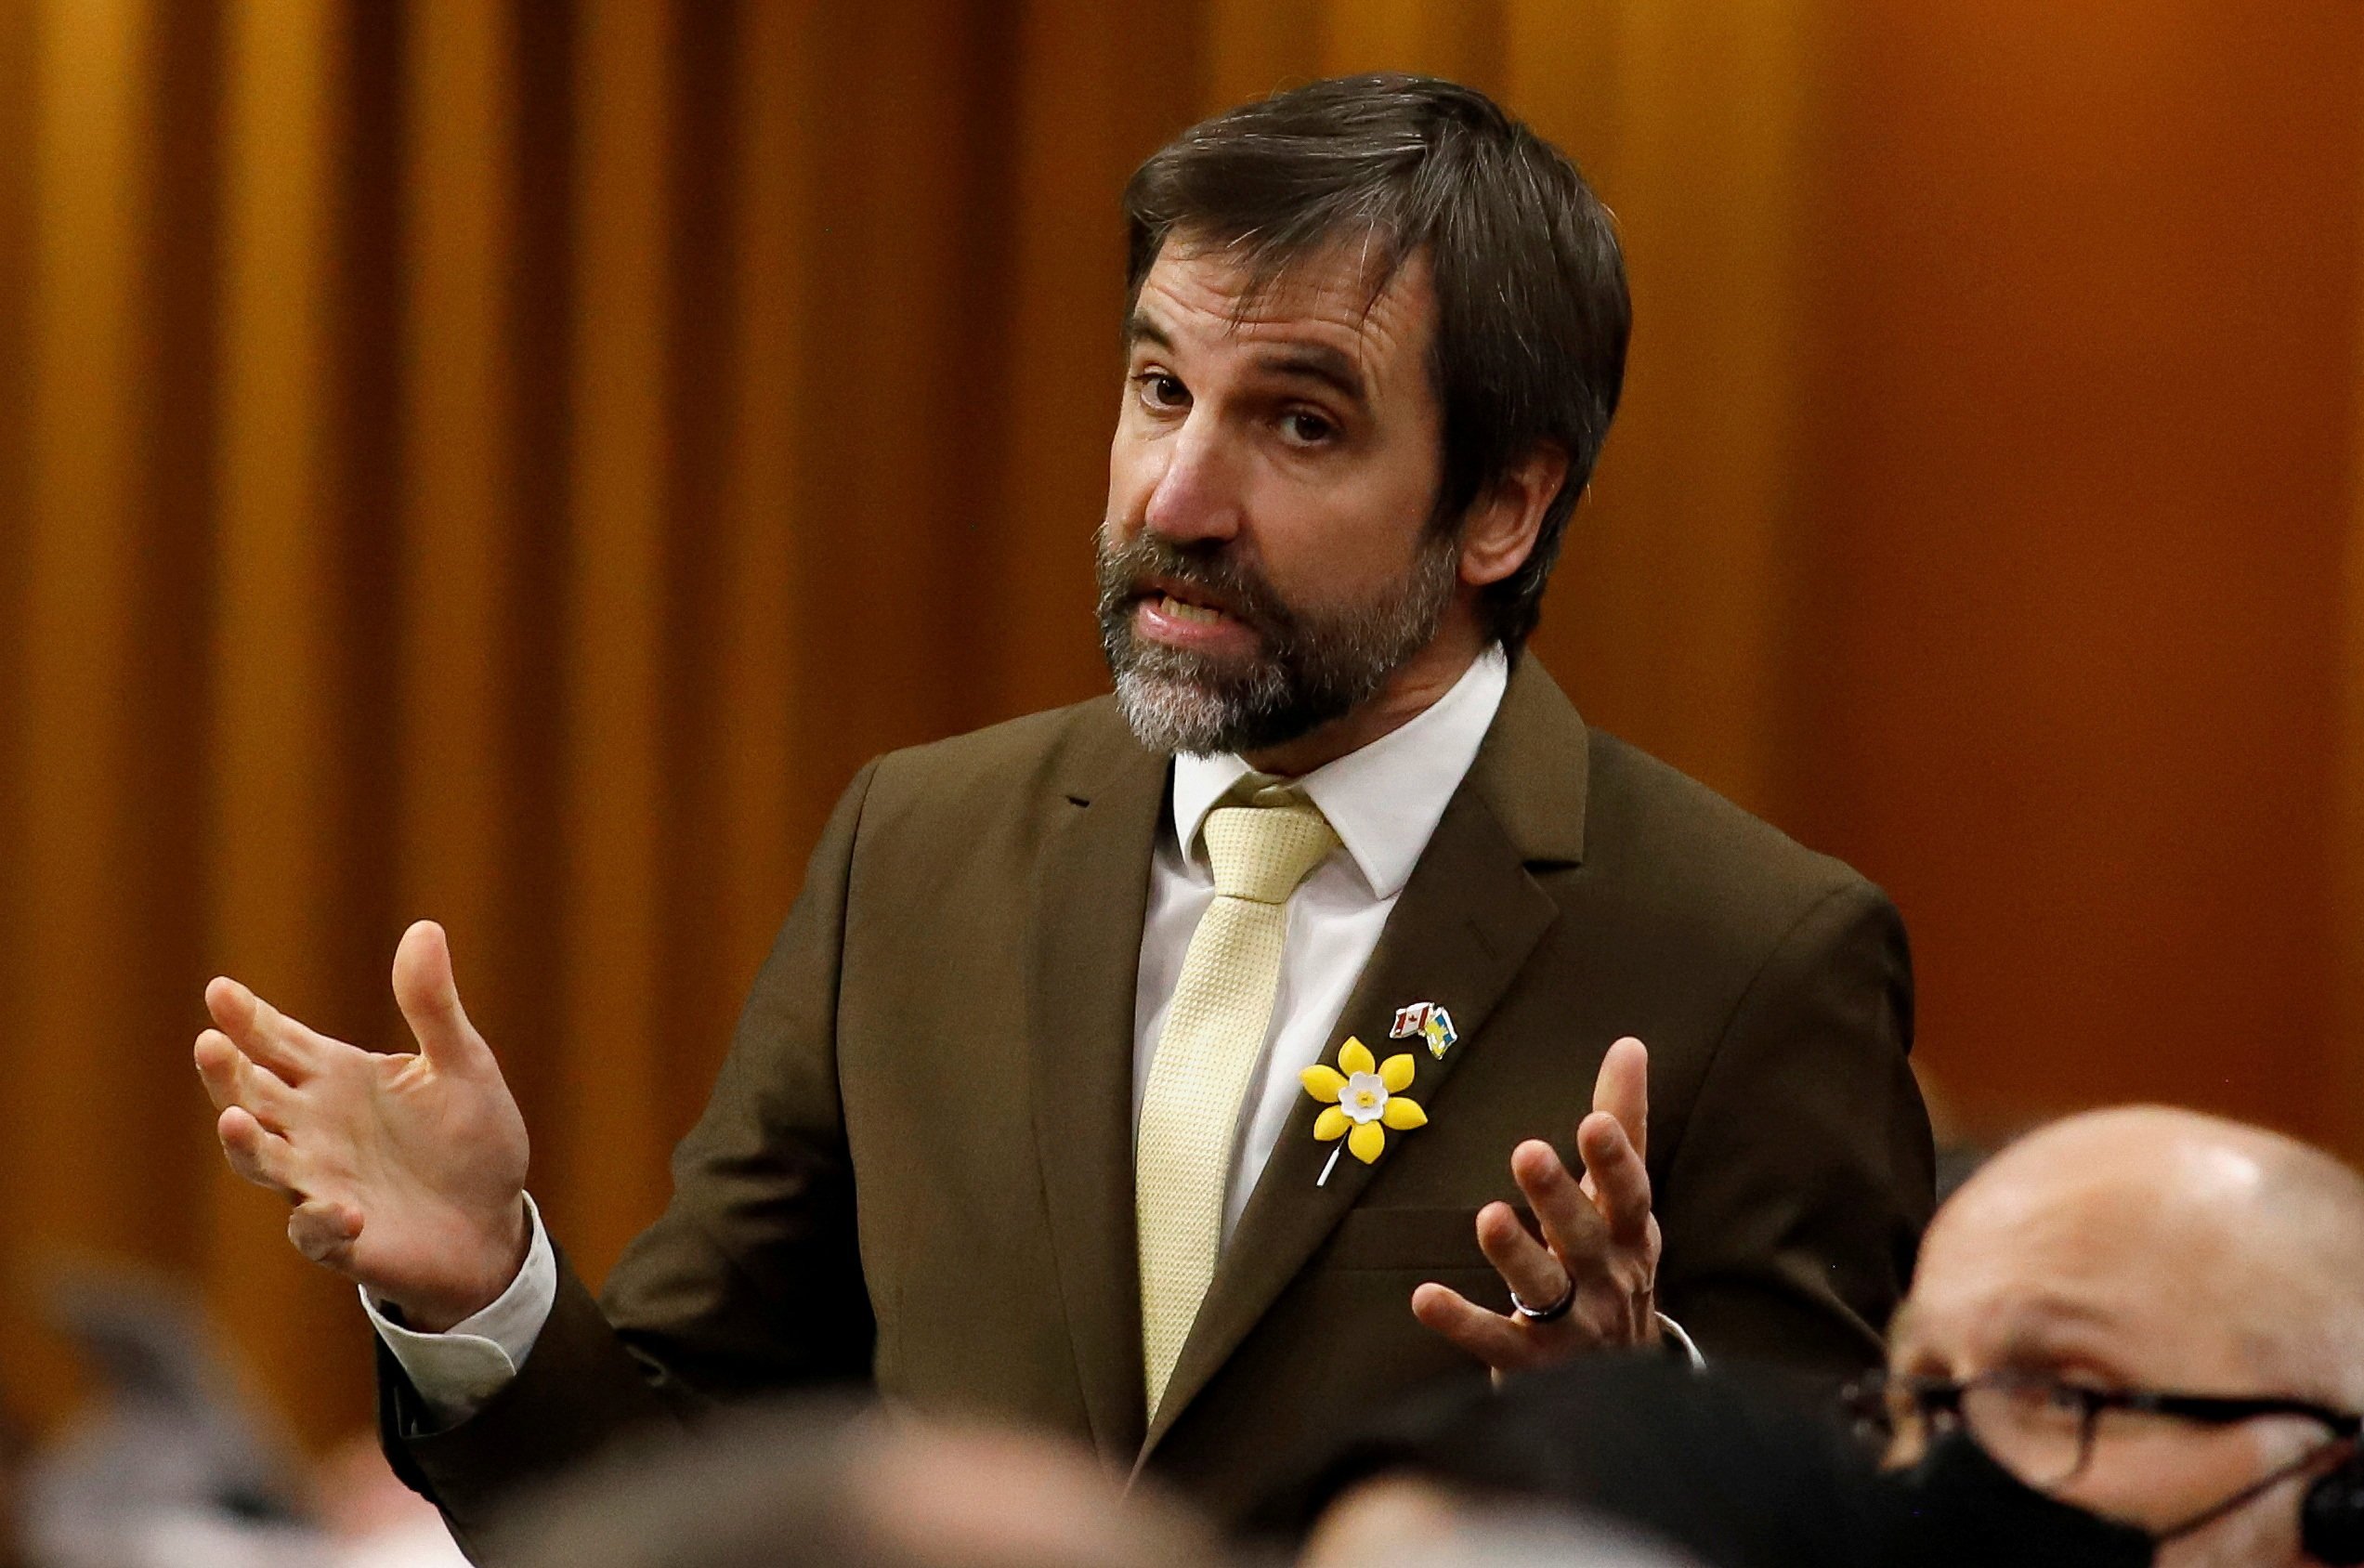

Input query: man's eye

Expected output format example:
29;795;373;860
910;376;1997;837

1281;410;1335;445
1135;372;1187;410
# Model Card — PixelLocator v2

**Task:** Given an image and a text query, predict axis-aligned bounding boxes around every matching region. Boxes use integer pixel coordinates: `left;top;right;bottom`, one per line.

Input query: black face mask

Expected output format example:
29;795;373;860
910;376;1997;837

1884;1431;2158;1568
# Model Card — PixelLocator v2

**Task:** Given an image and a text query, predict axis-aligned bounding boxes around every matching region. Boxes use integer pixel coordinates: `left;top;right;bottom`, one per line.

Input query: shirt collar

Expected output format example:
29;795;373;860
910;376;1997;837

1169;646;1510;899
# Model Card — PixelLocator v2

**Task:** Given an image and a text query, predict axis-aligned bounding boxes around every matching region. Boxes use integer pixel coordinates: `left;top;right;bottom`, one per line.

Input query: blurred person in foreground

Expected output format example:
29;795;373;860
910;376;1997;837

1306;1494;1704;1568
487;1403;1222;1568
1862;1105;2364;1566
194;71;1930;1553
1271;1355;1891;1568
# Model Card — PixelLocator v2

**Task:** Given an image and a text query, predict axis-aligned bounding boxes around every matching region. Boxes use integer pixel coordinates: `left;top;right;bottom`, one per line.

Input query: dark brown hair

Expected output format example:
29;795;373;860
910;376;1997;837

1123;73;1630;652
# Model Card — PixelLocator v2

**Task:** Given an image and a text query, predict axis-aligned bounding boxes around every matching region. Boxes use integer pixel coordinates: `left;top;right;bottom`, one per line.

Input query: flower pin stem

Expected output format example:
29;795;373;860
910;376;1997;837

1317;1145;1343;1188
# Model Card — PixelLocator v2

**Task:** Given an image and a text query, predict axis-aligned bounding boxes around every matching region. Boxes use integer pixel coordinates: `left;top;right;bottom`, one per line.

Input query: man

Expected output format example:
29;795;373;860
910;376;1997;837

1870;1106;2364;1565
194;75;1930;1552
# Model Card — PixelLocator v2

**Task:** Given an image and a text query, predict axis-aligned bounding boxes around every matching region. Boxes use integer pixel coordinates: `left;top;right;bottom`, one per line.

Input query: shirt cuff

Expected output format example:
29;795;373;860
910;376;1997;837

1655;1311;1705;1371
361;1192;556;1428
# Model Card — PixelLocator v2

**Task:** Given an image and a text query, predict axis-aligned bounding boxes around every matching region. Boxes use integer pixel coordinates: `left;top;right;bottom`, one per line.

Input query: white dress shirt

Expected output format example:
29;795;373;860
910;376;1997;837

1133;645;1509;1242
371;645;1698;1417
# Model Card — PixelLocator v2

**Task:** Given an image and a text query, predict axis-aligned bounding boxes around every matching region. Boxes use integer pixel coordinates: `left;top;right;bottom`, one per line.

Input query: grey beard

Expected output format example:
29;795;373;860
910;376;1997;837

1099;531;1458;757
1110;657;1296;758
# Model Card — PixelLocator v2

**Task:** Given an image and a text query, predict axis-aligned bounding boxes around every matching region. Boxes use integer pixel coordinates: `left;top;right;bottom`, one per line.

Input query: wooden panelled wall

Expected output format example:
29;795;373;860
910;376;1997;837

0;0;2358;1446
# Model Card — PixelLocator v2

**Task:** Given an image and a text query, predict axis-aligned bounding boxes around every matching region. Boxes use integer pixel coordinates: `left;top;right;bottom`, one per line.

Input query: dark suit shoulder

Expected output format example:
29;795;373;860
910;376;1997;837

1574;727;1888;949
850;693;1149;856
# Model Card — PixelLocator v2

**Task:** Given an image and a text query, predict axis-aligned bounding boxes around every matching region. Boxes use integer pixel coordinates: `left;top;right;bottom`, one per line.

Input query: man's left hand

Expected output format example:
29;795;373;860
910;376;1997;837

1411;1036;1661;1372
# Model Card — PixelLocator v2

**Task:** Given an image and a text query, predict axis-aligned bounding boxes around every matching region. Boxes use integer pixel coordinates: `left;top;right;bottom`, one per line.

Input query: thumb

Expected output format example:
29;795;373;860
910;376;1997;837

288;1197;363;1269
1592;1035;1649;1165
392;920;492;1073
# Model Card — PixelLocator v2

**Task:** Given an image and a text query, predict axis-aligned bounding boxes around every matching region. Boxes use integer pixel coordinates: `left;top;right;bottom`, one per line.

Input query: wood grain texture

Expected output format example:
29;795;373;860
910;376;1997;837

1510;0;1815;820
12;0;158;1428
204;0;371;1445
1788;3;2364;1149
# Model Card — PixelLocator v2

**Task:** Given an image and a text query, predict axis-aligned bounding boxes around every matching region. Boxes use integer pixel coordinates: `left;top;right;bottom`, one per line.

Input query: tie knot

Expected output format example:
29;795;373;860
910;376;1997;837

1202;796;1338;904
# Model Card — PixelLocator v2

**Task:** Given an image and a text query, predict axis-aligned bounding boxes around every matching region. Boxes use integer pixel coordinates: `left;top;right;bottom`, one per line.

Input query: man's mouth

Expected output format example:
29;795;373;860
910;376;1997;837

1153;592;1228;626
1129;577;1263;654
1136;575;1247;624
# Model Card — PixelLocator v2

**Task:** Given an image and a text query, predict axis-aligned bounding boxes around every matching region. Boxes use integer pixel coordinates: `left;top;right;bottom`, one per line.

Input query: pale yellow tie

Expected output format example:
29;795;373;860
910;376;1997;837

1137;787;1339;1416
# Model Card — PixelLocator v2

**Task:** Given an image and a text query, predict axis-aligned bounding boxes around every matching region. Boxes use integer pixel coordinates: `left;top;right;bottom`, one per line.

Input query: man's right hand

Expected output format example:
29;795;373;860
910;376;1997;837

195;919;532;1332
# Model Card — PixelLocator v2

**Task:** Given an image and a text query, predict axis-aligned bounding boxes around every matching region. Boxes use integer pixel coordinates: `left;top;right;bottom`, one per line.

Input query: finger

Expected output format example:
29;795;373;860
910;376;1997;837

287;1198;362;1268
1410;1282;1537;1371
204;976;323;1084
193;1029;243;1110
1510;1137;1613;1284
1475;1197;1572;1311
391;921;494;1075
193;1031;295;1130
1591;1036;1649;1166
1576;1110;1653;1248
216;1105;299;1196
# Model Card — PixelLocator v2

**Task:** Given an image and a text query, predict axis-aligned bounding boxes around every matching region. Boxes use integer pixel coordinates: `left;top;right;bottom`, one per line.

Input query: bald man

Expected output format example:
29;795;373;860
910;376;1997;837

1878;1107;2364;1567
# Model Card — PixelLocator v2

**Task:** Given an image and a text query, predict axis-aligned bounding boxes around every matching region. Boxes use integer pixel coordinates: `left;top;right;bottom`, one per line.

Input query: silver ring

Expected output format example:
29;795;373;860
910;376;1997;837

1509;1280;1576;1323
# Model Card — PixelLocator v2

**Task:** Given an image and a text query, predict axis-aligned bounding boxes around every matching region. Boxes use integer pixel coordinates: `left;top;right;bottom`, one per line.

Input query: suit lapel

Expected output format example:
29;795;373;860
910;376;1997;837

1137;657;1590;1457
1026;717;1166;1460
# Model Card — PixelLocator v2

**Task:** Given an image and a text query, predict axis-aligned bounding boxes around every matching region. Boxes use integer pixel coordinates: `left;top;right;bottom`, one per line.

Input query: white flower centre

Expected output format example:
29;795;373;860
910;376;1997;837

1342;1071;1390;1124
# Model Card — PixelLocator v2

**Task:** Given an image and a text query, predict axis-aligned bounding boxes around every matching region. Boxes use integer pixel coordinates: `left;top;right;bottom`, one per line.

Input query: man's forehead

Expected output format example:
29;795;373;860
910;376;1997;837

1899;1236;2187;1380
1132;235;1431;359
1926;1167;2190;1291
1904;1162;2274;1375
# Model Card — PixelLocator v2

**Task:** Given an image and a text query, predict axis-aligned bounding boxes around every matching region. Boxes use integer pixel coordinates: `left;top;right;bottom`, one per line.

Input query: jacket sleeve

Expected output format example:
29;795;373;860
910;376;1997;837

382;759;883;1558
1649;877;1934;1379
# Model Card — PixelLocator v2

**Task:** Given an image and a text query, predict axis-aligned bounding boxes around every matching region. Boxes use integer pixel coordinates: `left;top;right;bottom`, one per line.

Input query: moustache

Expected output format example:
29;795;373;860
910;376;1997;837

1094;532;1298;643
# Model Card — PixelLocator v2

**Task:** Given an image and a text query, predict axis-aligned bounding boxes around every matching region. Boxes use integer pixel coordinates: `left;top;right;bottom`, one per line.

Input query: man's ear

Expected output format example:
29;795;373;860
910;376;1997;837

1457;442;1571;590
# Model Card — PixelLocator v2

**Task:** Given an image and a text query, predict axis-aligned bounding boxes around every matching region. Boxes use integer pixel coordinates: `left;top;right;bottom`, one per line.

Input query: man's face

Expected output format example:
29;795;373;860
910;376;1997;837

1098;234;1461;756
1890;1128;2330;1566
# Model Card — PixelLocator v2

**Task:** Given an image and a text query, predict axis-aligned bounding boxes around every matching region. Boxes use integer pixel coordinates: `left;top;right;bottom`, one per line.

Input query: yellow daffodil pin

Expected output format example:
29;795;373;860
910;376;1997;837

1300;1037;1428;1184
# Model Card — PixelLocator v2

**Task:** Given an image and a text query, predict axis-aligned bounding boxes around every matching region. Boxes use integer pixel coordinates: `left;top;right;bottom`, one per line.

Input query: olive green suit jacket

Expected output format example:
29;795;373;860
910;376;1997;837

384;657;1933;1557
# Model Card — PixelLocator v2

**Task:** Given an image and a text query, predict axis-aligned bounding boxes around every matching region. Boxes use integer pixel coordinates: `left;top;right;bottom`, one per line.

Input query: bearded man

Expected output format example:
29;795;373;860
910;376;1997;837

195;75;1932;1556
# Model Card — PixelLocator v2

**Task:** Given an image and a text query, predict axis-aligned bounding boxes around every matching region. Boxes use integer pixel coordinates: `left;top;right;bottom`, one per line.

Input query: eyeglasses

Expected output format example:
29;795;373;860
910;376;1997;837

1844;1370;2363;1491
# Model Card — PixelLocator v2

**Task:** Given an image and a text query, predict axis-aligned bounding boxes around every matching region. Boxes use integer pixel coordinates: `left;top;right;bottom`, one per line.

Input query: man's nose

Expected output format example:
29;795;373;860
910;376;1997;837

1141;415;1244;546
